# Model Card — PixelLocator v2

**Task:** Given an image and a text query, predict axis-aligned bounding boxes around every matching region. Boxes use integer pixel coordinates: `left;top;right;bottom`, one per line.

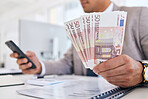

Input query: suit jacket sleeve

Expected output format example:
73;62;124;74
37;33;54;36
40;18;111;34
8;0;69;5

140;7;148;59
43;46;73;75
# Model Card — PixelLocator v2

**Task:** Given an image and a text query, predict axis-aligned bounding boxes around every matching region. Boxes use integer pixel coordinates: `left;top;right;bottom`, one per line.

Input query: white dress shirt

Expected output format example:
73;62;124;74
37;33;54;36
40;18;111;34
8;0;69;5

104;2;113;12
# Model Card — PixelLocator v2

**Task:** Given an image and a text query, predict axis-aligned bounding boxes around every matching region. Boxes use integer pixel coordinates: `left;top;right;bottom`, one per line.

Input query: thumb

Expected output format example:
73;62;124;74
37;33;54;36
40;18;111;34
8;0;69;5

25;51;35;57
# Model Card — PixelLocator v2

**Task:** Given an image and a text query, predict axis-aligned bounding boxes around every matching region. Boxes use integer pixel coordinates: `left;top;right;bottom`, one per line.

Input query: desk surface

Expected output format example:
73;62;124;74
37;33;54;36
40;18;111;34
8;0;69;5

0;75;35;99
0;75;147;99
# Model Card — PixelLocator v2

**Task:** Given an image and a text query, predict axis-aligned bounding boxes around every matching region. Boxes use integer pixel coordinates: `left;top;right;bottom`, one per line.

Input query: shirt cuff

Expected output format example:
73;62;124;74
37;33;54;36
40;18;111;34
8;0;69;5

36;61;46;77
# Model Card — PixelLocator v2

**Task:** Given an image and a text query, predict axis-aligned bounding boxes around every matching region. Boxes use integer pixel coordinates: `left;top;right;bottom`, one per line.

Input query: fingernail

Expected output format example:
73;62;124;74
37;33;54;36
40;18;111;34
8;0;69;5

23;59;27;63
14;54;17;57
28;63;32;66
93;69;97;74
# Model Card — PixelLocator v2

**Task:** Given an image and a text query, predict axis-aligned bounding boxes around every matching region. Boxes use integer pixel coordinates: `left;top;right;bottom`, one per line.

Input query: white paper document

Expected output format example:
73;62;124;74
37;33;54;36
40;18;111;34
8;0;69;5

17;75;117;99
0;75;24;87
0;69;22;75
27;75;81;86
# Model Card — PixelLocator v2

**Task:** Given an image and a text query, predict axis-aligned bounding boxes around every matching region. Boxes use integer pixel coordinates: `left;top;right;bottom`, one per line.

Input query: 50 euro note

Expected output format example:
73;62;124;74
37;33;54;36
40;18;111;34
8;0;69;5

82;14;97;68
72;18;89;67
64;19;89;68
116;11;127;54
82;14;94;66
64;11;127;70
93;11;127;68
81;16;90;64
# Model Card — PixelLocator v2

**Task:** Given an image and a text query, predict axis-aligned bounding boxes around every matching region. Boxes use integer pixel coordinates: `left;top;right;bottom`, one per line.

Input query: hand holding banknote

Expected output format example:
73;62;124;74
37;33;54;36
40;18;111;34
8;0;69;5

64;11;144;87
93;55;143;88
64;11;127;69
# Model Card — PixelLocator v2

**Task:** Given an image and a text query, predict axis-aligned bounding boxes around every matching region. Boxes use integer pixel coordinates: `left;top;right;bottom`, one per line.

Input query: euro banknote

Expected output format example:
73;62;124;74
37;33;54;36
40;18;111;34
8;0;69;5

64;11;127;69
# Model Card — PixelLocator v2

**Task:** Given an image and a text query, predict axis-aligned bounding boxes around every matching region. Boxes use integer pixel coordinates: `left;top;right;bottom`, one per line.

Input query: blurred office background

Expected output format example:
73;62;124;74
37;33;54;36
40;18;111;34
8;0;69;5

0;0;148;69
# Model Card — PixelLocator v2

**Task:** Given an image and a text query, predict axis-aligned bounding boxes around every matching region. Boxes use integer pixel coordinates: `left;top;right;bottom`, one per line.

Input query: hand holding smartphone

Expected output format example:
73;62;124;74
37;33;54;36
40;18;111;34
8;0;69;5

5;40;36;69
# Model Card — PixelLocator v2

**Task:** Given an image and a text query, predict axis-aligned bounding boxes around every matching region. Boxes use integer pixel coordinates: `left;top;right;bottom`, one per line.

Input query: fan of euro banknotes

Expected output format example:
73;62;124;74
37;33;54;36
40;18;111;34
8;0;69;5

64;11;127;69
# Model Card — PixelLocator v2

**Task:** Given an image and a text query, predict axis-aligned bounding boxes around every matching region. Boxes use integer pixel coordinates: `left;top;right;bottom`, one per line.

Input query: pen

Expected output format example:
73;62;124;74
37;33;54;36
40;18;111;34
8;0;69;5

37;76;44;79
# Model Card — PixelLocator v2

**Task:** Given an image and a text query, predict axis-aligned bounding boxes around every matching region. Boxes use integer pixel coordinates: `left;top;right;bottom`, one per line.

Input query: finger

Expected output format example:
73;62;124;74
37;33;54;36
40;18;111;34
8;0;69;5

19;62;32;70
16;58;28;65
25;51;35;57
106;74;131;83
110;82;131;88
22;69;37;74
10;53;19;58
22;70;33;74
93;55;130;73
98;64;126;77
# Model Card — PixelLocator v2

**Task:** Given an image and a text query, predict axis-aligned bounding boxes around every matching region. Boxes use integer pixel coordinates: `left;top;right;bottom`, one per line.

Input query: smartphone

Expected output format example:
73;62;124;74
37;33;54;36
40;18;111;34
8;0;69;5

5;40;36;69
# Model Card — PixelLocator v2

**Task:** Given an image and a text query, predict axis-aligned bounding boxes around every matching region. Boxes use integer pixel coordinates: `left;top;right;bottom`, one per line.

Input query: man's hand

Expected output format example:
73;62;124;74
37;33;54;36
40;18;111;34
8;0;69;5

10;51;42;74
93;55;143;88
